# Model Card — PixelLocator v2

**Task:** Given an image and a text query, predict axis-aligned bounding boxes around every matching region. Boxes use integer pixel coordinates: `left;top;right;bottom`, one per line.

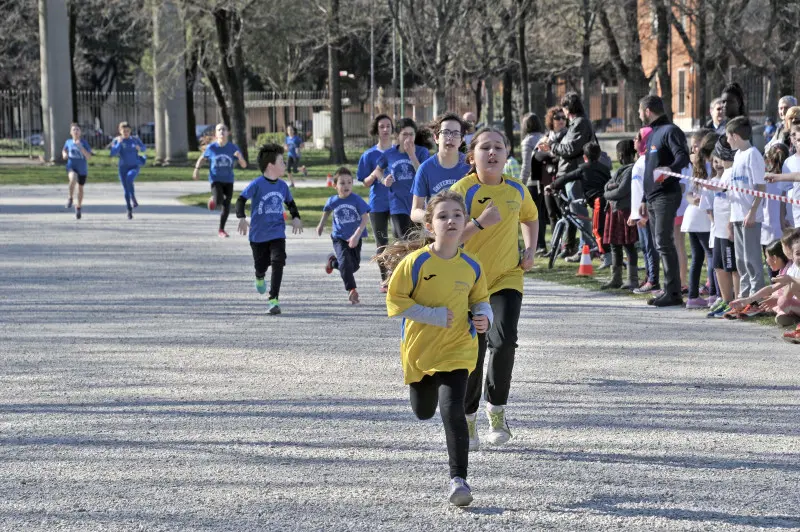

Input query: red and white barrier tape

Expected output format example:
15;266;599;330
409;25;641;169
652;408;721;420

653;168;800;206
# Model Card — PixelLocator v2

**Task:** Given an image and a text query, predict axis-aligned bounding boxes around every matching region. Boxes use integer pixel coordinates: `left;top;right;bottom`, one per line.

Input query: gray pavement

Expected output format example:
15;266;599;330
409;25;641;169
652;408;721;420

1;182;799;531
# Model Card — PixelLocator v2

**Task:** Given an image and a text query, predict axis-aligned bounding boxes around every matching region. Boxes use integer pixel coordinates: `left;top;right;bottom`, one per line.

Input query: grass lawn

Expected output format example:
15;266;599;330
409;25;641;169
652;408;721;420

0;148;365;185
178;185;372;233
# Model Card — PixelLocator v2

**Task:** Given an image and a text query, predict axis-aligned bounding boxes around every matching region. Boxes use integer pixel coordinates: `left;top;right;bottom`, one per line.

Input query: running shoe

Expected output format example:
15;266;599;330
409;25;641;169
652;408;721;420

485;404;512;445
685;297;708;309
448;477;473;507
254;277;266;295
723;306;741;319
379;283;388;294
131;196;139;208
738;303;763;319
218;230;229;238
782;327;800;344
325;254;336;274
208;196;216;211
466;413;479;451
127;209;133;220
75;207;81;220
66;197;73;209
707;298;725;315
535;247;549;257
302;165;308;177
699;285;710;297
268;298;281;315
348;288;360;305
633;282;660;295
565;251;582;263
710;302;731;318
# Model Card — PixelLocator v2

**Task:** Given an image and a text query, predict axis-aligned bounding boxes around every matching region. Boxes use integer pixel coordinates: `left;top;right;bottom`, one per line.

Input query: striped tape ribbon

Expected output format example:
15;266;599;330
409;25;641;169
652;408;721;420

653;169;800;206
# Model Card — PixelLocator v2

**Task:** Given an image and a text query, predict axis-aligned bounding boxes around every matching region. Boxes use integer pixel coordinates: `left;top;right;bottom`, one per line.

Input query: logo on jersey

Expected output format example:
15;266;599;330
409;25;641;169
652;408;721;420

334;204;360;225
214;154;233;169
432;179;457;194
390;160;415;181
650;145;658;153
423;274;437;281
454;280;470;293
257;191;285;215
477;197;491;204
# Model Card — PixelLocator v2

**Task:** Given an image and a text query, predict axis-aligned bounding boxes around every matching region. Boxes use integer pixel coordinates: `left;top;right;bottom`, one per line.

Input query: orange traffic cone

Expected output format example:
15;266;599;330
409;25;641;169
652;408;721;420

576;245;594;276
326;173;334;187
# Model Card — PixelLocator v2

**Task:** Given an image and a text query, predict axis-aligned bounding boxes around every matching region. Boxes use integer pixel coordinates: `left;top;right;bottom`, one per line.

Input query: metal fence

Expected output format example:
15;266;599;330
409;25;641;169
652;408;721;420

0;87;479;156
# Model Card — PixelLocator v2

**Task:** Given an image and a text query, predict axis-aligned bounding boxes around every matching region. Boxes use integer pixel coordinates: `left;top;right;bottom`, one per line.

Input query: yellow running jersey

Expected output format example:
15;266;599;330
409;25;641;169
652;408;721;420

450;173;538;294
386;245;489;385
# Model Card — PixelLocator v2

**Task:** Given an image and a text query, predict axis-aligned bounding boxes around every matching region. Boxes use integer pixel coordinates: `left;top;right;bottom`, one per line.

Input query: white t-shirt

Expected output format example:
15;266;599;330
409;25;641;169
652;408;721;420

761;180;792;245
629;156;646;221
681;182;712;233
783;154;800;228
676;166;691;217
787;262;799;279
729;146;766;223
713;169;733;240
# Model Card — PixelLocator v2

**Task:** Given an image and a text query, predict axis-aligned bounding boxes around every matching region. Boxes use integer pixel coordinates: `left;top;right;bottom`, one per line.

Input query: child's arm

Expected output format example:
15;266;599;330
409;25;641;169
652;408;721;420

766;172;800;183
80;142;93;160
234;150;247;169
410;195;427;224
730;283;779;310
386;260;451;328
316;211;331;236
284;197;303;234
468;263;493;333
520;220;538;270
61;146;68;160
460;200;502;243
235;195;249;235
349;213;369;249
192;154;206;180
135;138;145;152
364;165;384;187
744;183;766;228
109;138;122;157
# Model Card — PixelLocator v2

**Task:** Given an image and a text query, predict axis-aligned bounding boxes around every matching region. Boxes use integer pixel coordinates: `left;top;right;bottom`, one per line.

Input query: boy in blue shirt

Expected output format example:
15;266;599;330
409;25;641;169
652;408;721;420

236;143;303;315
284;125;304;188
367;118;430;238
61;123;93;219
193;123;247;237
410;113;470;223
109;121;146;219
317;167;371;305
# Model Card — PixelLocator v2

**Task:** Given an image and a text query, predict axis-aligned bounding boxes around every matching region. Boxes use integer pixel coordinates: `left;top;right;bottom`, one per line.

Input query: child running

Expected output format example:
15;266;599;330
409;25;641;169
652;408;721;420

193;123;247;237
284;126;303;188
450;127;539;450
62;123;93;219
378;190;493;507
317;167;370;304
109;121;146;219
235;143;303;315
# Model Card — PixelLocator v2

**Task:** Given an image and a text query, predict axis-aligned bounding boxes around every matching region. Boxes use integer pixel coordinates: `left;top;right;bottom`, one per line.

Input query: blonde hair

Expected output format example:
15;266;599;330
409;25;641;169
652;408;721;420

373;190;467;277
785;106;800;125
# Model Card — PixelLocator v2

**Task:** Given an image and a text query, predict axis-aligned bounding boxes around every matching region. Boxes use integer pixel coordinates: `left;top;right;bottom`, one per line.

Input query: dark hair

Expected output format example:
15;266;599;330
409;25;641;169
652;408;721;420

369;114;393;136
396;117;417;133
522;113;544;136
725;116;752;140
693;131;718;180
639;95;665;116
721;82;747;117
544;106;564;131
765;142;790;174
560;92;585;117
767;239;789;263
583;142;601;162
70;122;80;129
257;143;284;173
431;112;467;136
466;127;509;174
415;127;436;150
332;166;352;185
781;227;800;250
615;139;636;165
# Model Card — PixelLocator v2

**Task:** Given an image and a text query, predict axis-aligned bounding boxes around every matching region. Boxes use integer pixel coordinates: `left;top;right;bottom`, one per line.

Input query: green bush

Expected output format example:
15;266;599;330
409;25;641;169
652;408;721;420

255;132;286;146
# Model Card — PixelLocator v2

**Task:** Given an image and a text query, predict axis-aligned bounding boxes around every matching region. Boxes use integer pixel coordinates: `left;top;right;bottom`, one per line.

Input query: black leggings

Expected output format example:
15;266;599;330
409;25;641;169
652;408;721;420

466;289;522;415
688;231;712;299
390;213;413;240
250;239;286;299
369;211;390;281
212;181;234;231
527;184;548;250
410;369;469;479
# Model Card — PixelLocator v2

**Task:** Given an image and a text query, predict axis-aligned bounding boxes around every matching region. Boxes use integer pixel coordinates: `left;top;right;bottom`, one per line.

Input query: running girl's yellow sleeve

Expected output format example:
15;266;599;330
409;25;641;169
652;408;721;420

517;178;539;223
468;260;489;307
386;256;415;317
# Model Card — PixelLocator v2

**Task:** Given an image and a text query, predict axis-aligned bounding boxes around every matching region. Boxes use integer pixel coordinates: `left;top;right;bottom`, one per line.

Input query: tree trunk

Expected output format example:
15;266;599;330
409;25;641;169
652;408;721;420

68;0;77;123
433;86;447;117
205;70;231;129
517;1;530;114
185;48;199;152
473;79;482;122
503;70;514;156
695;0;706;128
328;0;347;164
581;0;592;119
486;77;494;124
214;8;248;162
653;0;672;120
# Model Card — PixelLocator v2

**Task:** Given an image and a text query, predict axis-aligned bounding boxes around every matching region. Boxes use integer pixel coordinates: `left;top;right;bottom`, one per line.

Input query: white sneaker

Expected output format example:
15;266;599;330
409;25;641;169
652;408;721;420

485;404;512;445
466;412;479;451
448;476;473;506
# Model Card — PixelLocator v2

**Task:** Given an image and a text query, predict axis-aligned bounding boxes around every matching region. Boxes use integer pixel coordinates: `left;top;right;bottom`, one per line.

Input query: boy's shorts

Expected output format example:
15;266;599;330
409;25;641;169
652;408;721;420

713;237;736;272
68;171;88;186
287;156;299;174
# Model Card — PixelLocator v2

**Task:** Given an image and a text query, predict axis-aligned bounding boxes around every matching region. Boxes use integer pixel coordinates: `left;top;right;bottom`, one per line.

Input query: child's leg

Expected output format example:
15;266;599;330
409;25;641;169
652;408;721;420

623;243;639;287
674;224;688;287
743;223;765;295
250;241;270;279
68;171;77;199
119;168;132;209
687;232;705;299
409;374;438;420
370;211;390;281
126;168;139;205
715;269;733;302
701;235;716;297
483;289;523;408
390;213;413;240
733;223;750;298
267;238;287;300
437;369;470;480
76;174;86;208
732;271;741;299
219;182;234;231
332;238;357;291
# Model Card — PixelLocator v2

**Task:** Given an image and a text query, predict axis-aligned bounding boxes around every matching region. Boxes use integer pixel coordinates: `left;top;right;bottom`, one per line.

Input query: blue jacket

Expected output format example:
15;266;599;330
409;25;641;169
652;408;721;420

643;115;690;200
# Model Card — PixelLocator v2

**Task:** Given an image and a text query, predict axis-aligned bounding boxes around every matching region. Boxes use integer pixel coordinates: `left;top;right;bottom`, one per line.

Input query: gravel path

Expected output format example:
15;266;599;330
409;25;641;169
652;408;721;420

1;182;799;531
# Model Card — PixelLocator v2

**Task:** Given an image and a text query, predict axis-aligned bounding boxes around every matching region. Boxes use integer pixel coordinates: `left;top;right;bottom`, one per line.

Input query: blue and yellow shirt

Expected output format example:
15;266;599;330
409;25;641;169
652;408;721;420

386;245;488;384
450;173;538;294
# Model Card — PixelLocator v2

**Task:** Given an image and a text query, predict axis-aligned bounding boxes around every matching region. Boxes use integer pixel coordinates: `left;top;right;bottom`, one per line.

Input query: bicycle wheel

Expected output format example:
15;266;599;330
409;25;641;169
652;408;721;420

548;220;565;269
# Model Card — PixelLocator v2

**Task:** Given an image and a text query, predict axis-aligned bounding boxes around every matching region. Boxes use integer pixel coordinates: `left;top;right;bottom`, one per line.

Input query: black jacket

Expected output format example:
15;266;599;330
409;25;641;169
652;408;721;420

550;116;594;177
643;115;690;201
604;163;634;212
552;161;611;203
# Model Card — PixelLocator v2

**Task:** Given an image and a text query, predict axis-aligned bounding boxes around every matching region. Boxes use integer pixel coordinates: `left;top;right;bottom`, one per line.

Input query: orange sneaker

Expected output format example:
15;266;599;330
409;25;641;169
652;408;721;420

723;307;742;320
782;326;800;344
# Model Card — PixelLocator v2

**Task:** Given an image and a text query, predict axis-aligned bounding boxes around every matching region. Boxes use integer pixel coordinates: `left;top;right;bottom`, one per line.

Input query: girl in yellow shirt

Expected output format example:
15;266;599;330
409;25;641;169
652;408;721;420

450;127;539;451
378;190;493;507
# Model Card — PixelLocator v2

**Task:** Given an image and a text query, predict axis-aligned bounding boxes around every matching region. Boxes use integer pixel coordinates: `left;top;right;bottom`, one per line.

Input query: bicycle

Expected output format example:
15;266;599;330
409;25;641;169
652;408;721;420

546;189;595;269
